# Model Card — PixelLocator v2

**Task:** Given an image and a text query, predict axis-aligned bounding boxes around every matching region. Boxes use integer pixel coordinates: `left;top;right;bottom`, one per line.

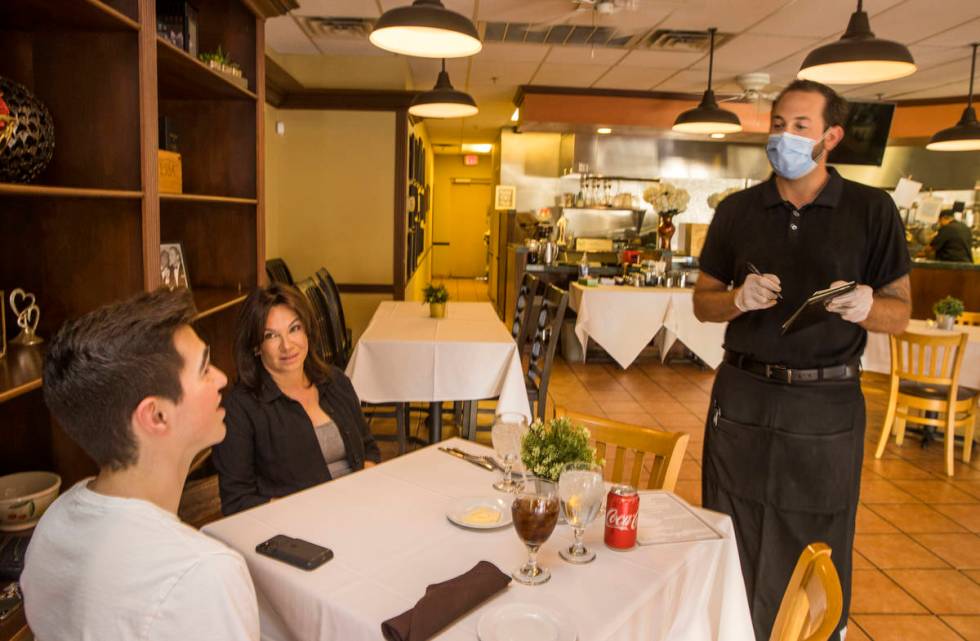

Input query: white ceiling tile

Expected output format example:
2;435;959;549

839;55;975;98
691;34;821;72
617;49;704;69
884;81;971;100
658;0;794;33
868;0;980;46
544;46;628;65
379;0;477;19
293;0;380;17
477;42;551;63
310;37;390;56
592;66;676;90
907;44;978;68
530;62;609;87
266;16;319;55
408;57;469;88
476;0;588;24
469;60;540;85
749;0;905;39
651;69;710;92
915;17;980;48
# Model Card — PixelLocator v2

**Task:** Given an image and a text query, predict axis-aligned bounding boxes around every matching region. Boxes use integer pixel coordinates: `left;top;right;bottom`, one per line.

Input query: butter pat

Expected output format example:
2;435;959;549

462;506;501;525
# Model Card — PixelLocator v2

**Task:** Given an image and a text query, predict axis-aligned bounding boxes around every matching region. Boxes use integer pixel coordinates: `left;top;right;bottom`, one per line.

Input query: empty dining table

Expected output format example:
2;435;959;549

863;320;980;388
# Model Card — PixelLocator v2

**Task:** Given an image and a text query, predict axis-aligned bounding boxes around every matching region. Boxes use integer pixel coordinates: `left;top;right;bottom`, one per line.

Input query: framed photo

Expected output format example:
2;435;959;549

160;243;190;292
495;184;516;211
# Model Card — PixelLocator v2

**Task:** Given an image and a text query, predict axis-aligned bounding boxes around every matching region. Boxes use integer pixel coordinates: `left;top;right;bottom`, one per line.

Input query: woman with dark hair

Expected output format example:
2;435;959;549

212;283;380;515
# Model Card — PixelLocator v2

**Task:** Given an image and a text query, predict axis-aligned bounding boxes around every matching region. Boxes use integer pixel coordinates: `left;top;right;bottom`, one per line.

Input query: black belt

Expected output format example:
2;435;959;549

723;351;860;384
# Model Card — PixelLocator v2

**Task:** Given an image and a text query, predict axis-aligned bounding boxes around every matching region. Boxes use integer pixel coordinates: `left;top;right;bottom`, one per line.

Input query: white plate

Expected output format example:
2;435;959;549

446;496;513;530
477;603;577;641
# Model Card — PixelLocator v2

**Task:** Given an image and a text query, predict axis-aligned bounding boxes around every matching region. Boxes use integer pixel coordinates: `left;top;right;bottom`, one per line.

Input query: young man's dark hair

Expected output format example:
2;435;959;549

772;79;850;129
42;288;194;470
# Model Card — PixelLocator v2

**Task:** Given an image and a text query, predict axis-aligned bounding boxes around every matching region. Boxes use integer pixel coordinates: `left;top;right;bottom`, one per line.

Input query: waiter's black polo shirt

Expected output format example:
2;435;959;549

699;167;910;369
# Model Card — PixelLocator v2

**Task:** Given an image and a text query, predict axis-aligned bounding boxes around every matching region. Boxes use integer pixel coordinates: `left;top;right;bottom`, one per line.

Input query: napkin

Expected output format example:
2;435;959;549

381;560;511;641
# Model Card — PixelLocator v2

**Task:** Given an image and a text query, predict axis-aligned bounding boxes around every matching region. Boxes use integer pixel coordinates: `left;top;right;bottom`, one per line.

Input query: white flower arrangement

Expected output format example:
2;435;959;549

707;187;741;210
642;181;690;214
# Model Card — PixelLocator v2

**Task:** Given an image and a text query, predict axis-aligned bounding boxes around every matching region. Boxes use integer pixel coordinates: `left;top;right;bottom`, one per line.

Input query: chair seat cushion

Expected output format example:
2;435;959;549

899;381;979;402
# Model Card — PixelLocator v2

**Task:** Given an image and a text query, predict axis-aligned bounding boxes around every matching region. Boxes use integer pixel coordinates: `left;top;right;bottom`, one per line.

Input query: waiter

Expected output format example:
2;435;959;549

694;79;911;641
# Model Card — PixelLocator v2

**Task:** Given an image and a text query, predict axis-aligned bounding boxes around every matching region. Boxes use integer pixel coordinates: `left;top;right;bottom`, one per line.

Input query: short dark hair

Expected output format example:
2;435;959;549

235;283;331;394
772;79;850;130
43;289;196;470
939;209;955;219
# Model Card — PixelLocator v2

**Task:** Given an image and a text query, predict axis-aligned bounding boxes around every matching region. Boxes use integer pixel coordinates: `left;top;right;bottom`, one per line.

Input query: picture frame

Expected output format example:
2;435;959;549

160;243;191;292
1;290;6;359
494;184;516;211
156;1;198;55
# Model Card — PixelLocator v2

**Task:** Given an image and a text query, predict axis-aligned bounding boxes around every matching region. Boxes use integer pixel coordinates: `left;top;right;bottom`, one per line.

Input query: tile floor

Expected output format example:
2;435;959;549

372;278;980;641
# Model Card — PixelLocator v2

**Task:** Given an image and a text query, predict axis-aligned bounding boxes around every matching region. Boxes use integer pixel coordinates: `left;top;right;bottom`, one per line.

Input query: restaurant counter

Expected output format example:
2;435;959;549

910;259;980;319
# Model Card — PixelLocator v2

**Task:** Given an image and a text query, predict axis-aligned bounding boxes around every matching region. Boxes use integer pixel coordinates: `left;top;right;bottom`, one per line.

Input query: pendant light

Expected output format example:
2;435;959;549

672;28;742;135
370;0;482;59
798;0;915;84
408;59;478;119
927;43;980;152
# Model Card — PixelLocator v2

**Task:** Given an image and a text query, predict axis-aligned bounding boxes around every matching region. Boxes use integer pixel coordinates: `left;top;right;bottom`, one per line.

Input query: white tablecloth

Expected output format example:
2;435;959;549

863;320;980;389
570;284;727;369
345;301;531;421
203;439;753;641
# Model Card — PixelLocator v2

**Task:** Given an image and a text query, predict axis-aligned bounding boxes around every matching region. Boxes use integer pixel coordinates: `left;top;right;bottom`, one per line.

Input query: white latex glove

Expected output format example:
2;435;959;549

734;273;781;312
825;280;873;323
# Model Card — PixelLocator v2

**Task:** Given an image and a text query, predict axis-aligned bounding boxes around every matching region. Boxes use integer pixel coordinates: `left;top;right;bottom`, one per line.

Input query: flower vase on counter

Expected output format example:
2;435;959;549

657;211;677;251
643;181;690;253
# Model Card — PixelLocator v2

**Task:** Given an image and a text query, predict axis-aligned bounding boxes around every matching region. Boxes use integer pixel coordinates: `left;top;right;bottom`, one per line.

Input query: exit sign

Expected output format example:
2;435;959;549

463;154;479;166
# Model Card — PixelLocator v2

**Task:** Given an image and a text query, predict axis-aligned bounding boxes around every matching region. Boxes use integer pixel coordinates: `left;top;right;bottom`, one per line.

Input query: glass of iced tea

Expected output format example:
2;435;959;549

510;477;560;585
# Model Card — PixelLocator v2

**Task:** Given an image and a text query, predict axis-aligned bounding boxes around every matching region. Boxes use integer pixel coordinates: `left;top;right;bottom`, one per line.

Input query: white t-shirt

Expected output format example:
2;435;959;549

20;479;259;641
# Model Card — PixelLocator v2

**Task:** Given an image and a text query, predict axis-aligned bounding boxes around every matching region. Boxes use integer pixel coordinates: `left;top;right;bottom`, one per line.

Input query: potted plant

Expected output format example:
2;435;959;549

520;417;601;483
197;46;247;89
933;296;964;330
423;283;448;318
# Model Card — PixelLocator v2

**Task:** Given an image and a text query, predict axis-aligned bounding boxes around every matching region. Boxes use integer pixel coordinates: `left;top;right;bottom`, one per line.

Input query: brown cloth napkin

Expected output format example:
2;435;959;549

381;560;511;641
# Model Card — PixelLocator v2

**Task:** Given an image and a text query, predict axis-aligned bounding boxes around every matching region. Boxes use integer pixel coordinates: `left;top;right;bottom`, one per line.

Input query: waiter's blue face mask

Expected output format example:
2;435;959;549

766;130;828;180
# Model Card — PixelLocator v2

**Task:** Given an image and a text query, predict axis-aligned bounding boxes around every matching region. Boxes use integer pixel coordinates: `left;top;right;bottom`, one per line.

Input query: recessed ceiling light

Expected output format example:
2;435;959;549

461;143;493;153
597;127;612;134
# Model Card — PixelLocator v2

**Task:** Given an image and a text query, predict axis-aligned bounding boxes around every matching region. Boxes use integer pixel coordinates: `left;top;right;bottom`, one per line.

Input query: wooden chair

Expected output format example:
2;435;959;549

314;267;352;368
875;331;977;475
295;278;335;365
526;284;568;422
511;273;541;357
955;311;980;327
265;257;295;286
555;407;689;491
769;543;843;641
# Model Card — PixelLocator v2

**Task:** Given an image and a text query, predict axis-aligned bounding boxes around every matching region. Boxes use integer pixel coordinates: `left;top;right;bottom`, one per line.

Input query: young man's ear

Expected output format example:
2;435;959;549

132;397;171;439
823;125;845;153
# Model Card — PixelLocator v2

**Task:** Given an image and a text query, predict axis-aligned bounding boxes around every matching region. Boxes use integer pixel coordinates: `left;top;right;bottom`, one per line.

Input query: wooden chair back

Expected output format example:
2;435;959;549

265;257;295;285
527;284;568;421
296;277;335;365
889;331;969;387
769;543;843;641
955;311;980;327
555;408;689;491
511;273;541;354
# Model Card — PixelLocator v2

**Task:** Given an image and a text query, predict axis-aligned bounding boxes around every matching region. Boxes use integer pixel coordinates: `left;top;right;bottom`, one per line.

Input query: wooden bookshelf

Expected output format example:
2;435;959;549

0;345;44;405
161;193;257;205
157;37;258;102
0;184;143;199
0;0;139;31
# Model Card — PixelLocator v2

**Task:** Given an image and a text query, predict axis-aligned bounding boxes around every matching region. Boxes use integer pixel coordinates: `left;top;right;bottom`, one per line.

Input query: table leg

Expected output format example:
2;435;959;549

395;403;407;455
429;401;443;443
464;401;479;441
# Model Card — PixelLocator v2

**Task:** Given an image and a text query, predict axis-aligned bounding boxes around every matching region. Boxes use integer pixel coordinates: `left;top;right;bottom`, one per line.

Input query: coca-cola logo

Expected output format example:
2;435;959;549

606;507;637;531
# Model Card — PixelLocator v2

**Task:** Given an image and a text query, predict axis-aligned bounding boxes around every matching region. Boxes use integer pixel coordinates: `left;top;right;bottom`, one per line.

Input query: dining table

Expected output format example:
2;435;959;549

345;301;532;443
202;438;754;641
862;319;980;389
569;283;727;370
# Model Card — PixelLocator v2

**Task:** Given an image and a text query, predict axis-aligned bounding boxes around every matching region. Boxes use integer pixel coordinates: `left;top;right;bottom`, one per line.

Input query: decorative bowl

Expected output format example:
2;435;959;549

0;471;62;531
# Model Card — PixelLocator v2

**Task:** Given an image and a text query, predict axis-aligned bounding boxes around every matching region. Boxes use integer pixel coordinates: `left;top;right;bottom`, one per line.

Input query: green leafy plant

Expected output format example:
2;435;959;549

933;296;964;318
423;283;448;304
198;45;240;71
520;417;601;482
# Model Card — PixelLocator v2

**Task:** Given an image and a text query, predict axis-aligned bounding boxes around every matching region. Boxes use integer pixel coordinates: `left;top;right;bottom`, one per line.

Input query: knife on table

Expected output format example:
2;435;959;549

438;447;495;471
446;447;504;472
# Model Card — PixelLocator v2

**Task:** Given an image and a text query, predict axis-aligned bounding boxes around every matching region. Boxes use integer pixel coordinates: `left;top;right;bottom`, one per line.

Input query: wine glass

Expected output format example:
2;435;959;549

510;477;560;585
491;414;526;492
558;462;604;563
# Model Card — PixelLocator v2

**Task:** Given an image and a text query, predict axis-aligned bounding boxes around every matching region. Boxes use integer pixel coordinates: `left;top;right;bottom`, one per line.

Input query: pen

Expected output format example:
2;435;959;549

746;262;783;301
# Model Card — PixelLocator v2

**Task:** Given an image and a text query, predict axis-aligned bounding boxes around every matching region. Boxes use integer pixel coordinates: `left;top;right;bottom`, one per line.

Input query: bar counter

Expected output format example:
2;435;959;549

909;259;980;319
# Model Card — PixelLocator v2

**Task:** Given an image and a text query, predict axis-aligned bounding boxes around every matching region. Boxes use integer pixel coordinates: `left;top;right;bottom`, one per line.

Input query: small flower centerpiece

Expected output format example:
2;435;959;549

933;296;964;330
423;283;449;318
520;416;601;482
643;182;690;250
707;186;741;210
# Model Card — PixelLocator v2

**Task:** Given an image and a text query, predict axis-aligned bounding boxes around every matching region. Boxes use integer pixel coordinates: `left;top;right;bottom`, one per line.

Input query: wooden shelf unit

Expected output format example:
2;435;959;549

0;0;275;487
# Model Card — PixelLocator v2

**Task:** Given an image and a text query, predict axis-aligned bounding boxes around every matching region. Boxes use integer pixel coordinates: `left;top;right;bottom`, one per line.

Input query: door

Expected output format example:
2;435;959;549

434;180;492;278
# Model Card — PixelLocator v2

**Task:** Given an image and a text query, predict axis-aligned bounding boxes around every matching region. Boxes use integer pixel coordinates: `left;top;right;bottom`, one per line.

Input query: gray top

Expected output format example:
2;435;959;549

313;420;352;479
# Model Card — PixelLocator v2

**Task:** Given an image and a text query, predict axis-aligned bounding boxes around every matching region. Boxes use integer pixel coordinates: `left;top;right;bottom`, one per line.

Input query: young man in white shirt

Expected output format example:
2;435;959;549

21;289;259;641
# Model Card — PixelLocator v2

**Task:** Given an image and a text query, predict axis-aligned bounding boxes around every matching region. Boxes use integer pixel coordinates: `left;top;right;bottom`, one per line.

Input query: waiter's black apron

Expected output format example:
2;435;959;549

702;363;864;641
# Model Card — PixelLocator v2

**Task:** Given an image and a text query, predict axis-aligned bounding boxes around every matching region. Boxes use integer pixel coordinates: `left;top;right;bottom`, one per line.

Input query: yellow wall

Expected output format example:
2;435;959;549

264;108;397;340
432;154;494;276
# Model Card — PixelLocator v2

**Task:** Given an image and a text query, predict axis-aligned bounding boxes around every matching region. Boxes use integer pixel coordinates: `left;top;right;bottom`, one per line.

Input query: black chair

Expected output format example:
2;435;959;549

266;258;295;285
525;283;568;422
295;278;334;365
512;273;542;357
314;267;353;368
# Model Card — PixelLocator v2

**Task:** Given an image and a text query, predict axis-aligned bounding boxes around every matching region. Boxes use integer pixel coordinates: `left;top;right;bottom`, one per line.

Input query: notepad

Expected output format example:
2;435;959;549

636;491;722;546
779;281;857;335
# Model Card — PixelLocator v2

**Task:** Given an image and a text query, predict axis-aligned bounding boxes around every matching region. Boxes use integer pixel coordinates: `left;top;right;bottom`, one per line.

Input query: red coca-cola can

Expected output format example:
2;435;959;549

604;484;639;549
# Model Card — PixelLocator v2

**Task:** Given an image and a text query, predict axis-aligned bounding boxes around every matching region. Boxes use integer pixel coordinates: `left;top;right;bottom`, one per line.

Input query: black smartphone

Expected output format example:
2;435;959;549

255;535;333;571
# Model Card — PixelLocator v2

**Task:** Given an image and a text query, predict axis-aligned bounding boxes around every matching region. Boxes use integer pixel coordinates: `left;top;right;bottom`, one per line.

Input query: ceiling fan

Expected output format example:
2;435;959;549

719;72;780;109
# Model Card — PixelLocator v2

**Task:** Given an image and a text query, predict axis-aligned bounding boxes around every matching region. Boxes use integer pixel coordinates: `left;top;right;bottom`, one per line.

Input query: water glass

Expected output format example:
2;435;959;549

558;461;604;563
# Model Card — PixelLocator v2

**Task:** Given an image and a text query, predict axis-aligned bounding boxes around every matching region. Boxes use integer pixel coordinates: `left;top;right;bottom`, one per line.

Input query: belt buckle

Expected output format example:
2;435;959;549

765;364;792;383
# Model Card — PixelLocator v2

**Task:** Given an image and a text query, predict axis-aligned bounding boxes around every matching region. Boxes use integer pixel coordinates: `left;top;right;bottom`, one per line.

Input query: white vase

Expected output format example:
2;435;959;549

936;314;956;330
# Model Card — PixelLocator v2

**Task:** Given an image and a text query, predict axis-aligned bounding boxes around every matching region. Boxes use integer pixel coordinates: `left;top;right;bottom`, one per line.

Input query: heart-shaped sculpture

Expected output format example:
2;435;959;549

17;304;39;334
9;288;35;318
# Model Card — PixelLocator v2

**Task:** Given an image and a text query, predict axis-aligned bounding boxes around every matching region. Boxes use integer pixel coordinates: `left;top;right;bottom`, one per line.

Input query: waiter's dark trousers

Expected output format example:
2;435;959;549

702;364;864;641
